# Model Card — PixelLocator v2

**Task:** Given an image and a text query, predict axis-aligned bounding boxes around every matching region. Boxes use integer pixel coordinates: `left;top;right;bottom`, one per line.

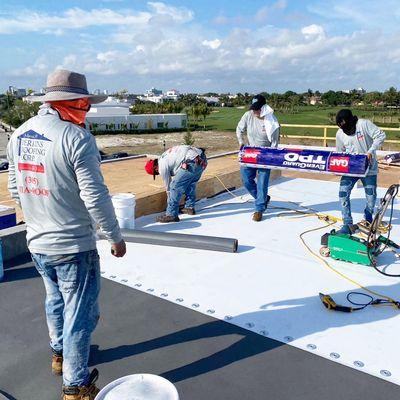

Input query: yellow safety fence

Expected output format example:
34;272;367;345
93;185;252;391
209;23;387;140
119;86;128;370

280;124;400;147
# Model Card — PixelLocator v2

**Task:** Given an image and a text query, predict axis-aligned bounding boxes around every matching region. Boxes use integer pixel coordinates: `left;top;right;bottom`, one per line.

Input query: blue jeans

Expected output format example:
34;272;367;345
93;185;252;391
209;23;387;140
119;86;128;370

339;175;377;226
31;250;100;387
166;160;206;217
240;166;271;212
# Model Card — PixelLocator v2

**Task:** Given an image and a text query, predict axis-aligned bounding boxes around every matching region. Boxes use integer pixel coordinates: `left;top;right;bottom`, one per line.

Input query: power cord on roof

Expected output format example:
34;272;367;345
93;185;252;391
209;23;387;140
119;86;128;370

205;173;400;311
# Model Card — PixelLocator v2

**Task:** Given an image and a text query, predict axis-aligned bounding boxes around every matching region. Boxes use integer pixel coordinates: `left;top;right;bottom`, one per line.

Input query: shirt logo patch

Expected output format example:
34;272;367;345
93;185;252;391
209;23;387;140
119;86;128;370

17;130;52;173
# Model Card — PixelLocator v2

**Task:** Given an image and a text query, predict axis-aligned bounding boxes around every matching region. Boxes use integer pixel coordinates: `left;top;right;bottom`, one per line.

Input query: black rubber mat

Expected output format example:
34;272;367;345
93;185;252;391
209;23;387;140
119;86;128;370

1;259;400;400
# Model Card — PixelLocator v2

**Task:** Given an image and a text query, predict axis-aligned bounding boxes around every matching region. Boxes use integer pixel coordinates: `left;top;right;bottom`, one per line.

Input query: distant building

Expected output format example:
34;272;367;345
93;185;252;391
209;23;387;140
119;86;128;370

139;95;164;104
145;87;163;96
86;96;187;132
8;86;26;98
165;89;180;101
198;96;220;106
93;89;109;95
309;95;322;105
342;88;366;95
139;87;164;104
88;96;132;116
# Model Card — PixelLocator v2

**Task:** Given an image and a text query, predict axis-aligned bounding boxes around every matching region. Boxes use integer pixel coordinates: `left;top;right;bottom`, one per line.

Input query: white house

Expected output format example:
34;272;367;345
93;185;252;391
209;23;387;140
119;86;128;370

86;98;187;132
165;89;180;101
137;87;180;103
138;95;164;104
198;96;220;106
137;87;164;103
89;96;131;116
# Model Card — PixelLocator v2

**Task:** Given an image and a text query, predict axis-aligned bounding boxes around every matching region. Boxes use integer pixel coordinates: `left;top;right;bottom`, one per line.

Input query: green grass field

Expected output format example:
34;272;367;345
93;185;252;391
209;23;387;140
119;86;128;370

203;107;400;141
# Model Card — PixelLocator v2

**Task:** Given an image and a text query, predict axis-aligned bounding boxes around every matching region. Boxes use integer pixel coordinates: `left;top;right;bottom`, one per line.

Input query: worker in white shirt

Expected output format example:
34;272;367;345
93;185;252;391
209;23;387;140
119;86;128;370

236;94;280;221
145;145;207;223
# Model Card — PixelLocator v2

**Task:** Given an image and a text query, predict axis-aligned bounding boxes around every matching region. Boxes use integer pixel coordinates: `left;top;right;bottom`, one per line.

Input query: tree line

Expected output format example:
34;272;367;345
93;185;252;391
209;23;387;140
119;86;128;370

130;100;211;129
0;95;39;128
2;86;400;128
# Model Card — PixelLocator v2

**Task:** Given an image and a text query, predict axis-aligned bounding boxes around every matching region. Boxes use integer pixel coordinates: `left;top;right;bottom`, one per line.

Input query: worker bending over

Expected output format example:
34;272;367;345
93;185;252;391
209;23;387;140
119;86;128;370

236;94;280;221
335;109;386;234
145;145;207;223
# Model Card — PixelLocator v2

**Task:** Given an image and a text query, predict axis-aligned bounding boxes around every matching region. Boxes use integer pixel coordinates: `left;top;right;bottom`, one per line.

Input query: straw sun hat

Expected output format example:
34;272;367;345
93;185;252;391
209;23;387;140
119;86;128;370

29;69;107;104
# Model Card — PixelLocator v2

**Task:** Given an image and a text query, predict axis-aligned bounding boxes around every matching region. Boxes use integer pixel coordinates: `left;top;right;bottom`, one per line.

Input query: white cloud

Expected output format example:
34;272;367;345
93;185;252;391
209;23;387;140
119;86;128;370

147;2;194;23
11;57;49;77
301;24;325;39
3;2;400;92
0;6;152;34
202;39;221;49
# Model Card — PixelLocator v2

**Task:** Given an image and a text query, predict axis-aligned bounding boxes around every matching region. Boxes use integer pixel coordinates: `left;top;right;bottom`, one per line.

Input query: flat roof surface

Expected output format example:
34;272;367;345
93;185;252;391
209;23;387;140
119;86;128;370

2;257;400;400
96;177;400;387
1;176;400;399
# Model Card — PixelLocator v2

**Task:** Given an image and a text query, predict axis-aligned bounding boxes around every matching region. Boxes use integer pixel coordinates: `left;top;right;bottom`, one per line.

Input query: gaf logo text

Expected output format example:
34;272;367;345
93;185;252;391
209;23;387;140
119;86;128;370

329;156;350;172
243;150;258;159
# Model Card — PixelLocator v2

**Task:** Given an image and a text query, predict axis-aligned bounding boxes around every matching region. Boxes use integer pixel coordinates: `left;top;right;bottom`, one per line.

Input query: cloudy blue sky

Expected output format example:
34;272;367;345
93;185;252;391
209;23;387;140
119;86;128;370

1;0;400;93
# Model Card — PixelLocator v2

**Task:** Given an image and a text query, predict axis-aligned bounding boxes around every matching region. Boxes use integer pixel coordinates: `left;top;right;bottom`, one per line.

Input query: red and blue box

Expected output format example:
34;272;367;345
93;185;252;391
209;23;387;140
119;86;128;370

239;147;369;177
0;206;17;230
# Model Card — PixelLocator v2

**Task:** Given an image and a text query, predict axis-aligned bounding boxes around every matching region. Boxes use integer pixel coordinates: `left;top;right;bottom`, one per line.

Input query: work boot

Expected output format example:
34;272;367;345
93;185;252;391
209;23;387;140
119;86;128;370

252;211;263;222
156;214;180;223
180;207;196;215
265;195;271;208
52;350;63;376
62;369;100;400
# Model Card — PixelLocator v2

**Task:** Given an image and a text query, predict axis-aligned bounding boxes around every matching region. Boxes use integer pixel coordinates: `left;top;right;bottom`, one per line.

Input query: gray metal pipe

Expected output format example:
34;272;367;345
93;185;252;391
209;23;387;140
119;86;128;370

98;229;238;253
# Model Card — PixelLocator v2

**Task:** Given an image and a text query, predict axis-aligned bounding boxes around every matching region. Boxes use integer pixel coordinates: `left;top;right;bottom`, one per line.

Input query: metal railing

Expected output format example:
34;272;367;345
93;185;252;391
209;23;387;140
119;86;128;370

280;124;400;147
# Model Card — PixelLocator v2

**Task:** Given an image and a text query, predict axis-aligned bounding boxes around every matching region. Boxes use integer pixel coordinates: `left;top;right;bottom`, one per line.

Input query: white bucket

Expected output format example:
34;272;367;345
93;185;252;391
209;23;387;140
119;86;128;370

112;193;135;230
116;217;135;229
95;374;179;400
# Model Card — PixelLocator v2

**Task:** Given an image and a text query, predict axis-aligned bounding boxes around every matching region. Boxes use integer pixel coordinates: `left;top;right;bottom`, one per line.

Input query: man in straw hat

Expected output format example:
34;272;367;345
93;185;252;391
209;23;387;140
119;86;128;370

7;69;126;399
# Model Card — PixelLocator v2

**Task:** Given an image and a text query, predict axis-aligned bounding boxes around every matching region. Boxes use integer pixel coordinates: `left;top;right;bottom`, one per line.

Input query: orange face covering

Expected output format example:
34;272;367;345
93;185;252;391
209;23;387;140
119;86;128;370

49;98;91;127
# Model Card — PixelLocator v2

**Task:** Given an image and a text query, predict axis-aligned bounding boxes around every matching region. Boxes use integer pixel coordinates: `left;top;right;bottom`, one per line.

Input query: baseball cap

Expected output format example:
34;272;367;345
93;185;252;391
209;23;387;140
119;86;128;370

144;159;158;180
250;94;267;111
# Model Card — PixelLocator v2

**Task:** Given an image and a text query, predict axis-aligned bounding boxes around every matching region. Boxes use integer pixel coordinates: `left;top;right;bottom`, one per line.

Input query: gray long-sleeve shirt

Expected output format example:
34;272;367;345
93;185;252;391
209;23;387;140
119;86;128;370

336;119;386;176
236;111;280;148
158;145;203;190
7;106;121;255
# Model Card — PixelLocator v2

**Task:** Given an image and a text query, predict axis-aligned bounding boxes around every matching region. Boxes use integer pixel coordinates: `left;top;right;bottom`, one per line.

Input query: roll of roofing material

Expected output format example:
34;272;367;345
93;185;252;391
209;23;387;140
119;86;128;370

98;229;238;253
239;146;369;177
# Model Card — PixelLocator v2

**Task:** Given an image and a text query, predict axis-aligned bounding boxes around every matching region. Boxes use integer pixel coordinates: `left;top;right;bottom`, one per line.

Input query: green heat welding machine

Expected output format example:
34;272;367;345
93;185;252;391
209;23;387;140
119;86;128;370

320;184;400;272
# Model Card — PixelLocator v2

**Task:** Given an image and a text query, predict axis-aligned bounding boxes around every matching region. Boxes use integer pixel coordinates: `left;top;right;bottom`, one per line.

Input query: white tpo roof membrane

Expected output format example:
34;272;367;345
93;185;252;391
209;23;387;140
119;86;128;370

97;177;400;384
